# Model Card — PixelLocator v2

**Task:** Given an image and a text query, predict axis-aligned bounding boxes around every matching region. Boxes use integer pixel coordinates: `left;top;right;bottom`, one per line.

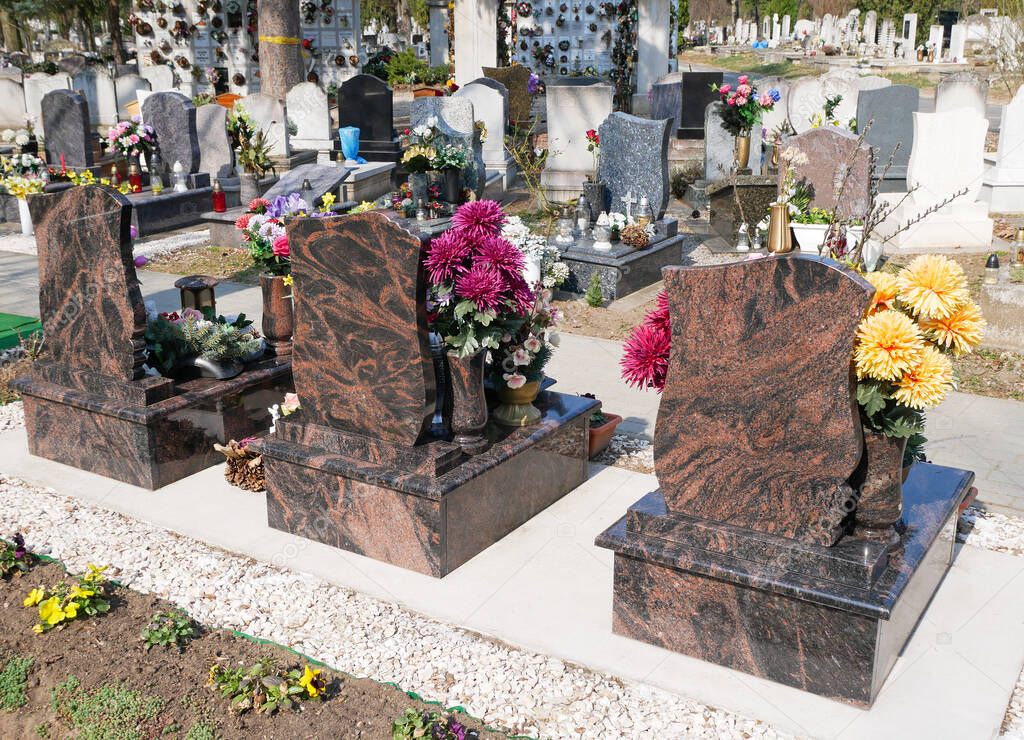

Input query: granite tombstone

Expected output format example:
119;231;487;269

678;71;723;139
856;84;918;180
196;102;236;181
41;89;93;168
142;91;201;174
337;74;399;163
598;112;672;219
780;128;871;219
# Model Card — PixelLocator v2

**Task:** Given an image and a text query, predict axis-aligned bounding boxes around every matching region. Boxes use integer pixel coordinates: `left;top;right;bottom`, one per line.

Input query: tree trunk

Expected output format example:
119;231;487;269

0;12;23;52
395;0;412;36
108;0;125;64
257;0;305;101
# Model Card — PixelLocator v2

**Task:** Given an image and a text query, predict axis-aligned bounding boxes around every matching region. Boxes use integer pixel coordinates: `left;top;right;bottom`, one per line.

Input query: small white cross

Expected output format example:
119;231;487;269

621;191;637;222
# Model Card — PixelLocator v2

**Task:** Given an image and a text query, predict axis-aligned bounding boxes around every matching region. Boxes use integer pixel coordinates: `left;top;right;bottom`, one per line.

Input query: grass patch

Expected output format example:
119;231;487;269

882;72;937;89
0;653;33;711
140;245;262;285
678;52;821;79
50;676;164;740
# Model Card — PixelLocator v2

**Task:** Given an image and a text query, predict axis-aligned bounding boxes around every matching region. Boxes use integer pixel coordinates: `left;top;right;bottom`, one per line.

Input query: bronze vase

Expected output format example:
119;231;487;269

853;429;908;534
766;202;793;254
734;134;751;170
446;349;490;455
260;273;294;356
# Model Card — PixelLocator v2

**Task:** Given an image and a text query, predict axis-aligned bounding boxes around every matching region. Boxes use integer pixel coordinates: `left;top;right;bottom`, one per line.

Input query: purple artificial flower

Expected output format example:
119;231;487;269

528;72;541;94
455;263;507;312
130;224;139;240
424;229;473;283
134;255;148;267
266;192;310;219
476;235;526;279
451;200;506;240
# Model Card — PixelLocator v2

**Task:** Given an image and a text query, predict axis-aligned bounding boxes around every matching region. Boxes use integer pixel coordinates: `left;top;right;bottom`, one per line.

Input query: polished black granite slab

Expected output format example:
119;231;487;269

259;390;598;577
596;462;974;704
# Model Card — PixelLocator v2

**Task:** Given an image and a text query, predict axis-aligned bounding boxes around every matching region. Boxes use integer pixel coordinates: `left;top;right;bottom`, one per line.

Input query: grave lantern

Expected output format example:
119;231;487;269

174;275;219;314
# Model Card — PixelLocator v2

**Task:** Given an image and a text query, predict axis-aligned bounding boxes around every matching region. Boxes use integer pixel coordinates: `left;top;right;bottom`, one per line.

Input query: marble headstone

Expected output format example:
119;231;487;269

679;72;723;139
196;103;236;181
72;68;117;129
787;74;859;133
286;82;331;143
542;82;614;176
24;73;71;130
704;102;763;181
142;91;201;173
908;109;986;207
782;128;872;219
261;163;349;204
114;74;151;116
483;65;533;125
411;96;474;138
655;256;873;544
41;89;93;168
0;78;27;128
0;66;22;83
453;78;508;169
935;71;988;119
140;64;174;92
597;112;672;219
337;74;395;146
981;86;1024;211
856;85;919;179
239;92;290;157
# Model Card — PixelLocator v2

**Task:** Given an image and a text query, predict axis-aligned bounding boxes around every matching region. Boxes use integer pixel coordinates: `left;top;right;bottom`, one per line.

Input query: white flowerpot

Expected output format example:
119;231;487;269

523;253;542;288
17;198;32;236
791;223;828;253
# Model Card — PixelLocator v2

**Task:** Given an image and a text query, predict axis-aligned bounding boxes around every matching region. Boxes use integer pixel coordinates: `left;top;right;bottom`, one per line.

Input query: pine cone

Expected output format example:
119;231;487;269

620;223;650;250
215;439;266;492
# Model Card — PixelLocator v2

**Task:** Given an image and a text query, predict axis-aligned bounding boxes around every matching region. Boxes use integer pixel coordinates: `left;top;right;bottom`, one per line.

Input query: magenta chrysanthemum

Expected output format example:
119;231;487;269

455;263;507;312
424;229;472;283
477;235;526;278
621;323;670;391
646;290;670;333
506;273;535;316
452;199;506;239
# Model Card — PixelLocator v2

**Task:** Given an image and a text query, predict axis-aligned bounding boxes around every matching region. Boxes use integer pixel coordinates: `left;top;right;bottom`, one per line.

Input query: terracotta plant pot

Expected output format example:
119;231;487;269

852;428;909;534
260;274;294;356
494;379;542;427
588;412;622;459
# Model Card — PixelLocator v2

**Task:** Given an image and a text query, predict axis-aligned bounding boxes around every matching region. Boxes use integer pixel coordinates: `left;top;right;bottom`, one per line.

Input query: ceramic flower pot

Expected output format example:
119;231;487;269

791;222;829;253
260;274;294;356
588;412;622;459
447;349;490;455
493;379;542;427
852;428;909;534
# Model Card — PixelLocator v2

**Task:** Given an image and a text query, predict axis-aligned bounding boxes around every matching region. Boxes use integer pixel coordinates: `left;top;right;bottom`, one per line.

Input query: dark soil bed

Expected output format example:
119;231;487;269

0;561;501;739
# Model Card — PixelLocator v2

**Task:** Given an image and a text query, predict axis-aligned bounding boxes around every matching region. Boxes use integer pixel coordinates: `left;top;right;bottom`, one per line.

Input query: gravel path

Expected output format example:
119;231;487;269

0;400;23;431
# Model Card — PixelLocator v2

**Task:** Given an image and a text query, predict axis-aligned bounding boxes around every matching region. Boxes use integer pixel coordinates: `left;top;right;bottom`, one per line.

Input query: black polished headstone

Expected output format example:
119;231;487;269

338;74;395;145
679;72;723;140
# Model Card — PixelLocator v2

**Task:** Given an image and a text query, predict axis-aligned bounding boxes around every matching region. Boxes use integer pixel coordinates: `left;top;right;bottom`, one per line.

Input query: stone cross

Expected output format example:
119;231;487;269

621;191;637;221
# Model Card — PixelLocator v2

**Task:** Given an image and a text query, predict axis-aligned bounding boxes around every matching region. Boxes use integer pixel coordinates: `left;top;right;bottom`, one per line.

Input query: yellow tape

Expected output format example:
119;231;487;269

258;35;301;45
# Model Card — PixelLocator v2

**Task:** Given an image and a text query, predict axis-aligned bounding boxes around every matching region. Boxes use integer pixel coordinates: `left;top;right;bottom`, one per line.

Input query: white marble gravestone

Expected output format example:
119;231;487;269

286;82;333;161
114;74;150;118
949;24;968;62
787;73;859;133
935;71;988;120
454;78;513;189
72;68;117;131
540;82;614;202
240;93;291;157
879;108;992;249
24;73;70;131
863;11;878;45
981;86;1024;212
0;78;27;129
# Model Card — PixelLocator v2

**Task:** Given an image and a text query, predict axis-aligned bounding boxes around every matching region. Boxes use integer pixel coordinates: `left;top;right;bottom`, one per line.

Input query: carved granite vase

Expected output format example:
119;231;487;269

447;349;490;455
260;274;294;356
853;428;908;532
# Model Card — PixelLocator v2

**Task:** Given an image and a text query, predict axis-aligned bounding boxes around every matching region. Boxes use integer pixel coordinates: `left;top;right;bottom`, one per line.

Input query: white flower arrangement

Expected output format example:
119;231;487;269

501;215;569;289
14;133;29;147
0;129;14;143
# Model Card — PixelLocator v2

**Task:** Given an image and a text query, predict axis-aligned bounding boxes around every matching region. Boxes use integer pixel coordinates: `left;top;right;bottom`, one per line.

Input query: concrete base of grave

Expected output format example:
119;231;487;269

979;281;1024;353
339;161;397;203
980;165;1024;213
270;150;318;172
540;168;591;204
203;199;360;247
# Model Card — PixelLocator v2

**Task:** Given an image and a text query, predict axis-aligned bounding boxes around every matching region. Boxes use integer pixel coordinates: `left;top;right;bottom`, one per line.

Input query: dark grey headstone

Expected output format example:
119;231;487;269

650;80;682;133
142;91;201;174
196;103;236;181
679;72;723;139
857;85;919;179
338;74;394;145
597;112;672;219
41;89;92;168
261;163;350;204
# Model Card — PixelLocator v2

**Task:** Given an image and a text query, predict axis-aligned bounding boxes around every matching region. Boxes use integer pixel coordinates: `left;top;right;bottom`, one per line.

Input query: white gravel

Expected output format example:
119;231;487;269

593;433;654;473
0;400;23;431
133;228;211;260
959;506;1024;558
0;475;784;740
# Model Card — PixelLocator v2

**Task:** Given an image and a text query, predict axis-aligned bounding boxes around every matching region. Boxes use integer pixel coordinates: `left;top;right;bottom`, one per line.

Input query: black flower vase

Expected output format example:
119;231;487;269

582;181;608;218
443;167;462;204
447;349;489;455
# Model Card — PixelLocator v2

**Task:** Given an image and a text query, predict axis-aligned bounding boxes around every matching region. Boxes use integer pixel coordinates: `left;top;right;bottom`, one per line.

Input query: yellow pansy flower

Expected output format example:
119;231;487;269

63;602;79;619
83;564;108;583
39;596;66;626
298;665;323;697
70;585;95;600
23;588;44;607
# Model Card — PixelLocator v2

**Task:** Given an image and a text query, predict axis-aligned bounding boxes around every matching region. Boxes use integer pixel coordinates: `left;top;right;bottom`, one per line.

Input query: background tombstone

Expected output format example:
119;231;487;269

650;73;682;133
261;162;349;204
704;102;763;181
286;81;333;157
58;54;88;76
854;75;891;91
787;74;859;133
114;74;151;117
781;128;871;219
142;91;201;174
756;77;790;137
856;85;919;183
482;65;533;126
41;89;93;169
411;96;483;195
453;78;512;188
598;112;672;219
540;82;614;202
935;71;989;119
196;103;236;182
678;71;722;138
982;86;1024;212
0;78;27;129
24;73;71;130
240;92;291;157
337;74;397;163
0;66;22;83
140;64;174;92
72;68;117;131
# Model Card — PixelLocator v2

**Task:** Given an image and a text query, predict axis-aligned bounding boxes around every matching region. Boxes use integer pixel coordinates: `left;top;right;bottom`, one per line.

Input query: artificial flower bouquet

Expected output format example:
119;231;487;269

490;287;562;390
431;142;472;171
235;193;331;275
712;75;781;136
143;307;262;377
854;256;984;460
423;200;535;358
501;215;569;289
400;116;442;173
1;174;44;200
1;151;46;177
585;128;600;180
105;116;157;158
390;180;443;216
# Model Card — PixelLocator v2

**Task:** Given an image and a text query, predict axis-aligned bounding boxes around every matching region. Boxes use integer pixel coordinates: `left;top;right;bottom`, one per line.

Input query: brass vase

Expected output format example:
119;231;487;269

734;134;751;170
260;274;294;356
493;379;542;427
766;202;794;254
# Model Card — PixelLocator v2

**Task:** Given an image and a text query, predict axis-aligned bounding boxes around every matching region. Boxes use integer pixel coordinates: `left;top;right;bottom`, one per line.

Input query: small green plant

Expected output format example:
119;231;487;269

23;563;111;634
580;393;607;426
50;676;164;739
585;273;604;307
141;610;196;652
207;657;326;715
184;720;217;740
0;653;33;711
33;722;49;737
0;533;35;579
393;708;480;739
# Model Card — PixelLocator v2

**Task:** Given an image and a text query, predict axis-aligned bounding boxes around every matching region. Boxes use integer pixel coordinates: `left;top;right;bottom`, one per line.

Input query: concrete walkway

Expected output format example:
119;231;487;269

0;429;1021;739
1;246;1022;514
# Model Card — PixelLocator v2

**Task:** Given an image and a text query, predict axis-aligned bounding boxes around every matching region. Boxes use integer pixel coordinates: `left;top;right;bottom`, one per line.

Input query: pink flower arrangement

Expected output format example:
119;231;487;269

712;76;781;137
425;200;535;357
621;290;671;391
105;117;157;158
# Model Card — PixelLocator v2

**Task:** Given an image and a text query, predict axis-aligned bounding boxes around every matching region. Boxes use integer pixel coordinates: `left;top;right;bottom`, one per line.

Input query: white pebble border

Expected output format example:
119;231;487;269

593;433;654;474
958;506;1024;558
0;474;783;739
0;400;23;431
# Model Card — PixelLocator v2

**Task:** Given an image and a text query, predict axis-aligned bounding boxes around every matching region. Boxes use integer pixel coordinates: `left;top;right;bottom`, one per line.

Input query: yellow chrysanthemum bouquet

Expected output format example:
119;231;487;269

854;255;985;460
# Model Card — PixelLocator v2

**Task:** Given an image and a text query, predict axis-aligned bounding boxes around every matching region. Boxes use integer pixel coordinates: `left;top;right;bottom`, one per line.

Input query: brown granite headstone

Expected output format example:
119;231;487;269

287;212;435;446
28;186;146;382
653;255;874;545
483;65;533;125
780;128;872;220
